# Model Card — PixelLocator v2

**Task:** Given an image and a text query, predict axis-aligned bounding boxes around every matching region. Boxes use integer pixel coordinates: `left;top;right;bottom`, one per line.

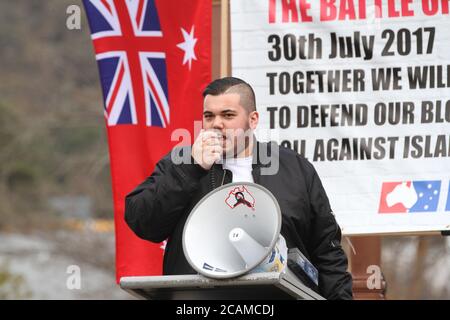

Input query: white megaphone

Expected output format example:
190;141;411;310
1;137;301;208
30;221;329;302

182;182;286;279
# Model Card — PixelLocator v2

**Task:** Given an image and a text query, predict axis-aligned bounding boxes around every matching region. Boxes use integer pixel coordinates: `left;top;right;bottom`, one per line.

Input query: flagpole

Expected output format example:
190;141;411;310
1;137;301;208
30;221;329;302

220;0;230;77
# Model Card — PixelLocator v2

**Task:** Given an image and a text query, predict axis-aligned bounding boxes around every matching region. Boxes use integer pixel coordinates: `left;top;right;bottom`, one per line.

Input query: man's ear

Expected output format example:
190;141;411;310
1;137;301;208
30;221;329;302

249;111;259;130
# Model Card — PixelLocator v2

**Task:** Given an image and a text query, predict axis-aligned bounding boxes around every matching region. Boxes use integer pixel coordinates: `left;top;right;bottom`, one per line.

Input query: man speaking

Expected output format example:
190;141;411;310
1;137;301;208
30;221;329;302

124;77;353;299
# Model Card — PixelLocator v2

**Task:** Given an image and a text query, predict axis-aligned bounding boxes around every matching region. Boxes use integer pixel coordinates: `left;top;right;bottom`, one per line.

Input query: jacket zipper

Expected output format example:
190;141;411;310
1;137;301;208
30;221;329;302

210;167;226;190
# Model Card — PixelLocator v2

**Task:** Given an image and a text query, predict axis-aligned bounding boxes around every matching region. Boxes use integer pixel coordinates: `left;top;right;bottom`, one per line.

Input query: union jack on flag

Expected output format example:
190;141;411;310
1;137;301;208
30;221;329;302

84;0;170;127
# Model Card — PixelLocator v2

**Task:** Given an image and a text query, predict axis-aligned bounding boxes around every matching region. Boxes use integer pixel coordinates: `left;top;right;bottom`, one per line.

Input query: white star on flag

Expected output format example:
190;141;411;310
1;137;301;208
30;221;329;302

176;26;198;70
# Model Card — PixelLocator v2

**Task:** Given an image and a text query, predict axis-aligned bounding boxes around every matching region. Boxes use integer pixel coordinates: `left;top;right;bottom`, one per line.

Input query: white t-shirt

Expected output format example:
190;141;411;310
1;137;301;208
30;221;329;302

222;156;254;183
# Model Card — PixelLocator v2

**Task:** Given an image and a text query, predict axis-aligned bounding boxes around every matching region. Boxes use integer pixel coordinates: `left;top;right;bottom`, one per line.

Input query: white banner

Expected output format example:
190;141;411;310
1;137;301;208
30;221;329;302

231;0;450;235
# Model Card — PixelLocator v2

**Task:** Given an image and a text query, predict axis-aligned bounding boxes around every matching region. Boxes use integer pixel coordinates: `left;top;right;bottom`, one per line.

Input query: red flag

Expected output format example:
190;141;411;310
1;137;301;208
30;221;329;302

83;0;211;281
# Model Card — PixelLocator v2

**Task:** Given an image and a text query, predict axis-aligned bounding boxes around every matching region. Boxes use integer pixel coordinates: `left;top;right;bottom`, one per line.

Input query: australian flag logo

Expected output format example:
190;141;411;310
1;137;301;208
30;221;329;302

446;182;450;212
378;180;442;213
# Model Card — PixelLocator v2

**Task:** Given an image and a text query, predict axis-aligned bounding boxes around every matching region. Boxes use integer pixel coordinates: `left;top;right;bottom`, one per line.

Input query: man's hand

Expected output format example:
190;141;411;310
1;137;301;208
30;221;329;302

192;130;223;170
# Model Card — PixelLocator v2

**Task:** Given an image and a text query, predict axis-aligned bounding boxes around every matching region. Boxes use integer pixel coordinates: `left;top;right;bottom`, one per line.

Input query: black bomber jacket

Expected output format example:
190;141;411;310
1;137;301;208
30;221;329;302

125;141;353;299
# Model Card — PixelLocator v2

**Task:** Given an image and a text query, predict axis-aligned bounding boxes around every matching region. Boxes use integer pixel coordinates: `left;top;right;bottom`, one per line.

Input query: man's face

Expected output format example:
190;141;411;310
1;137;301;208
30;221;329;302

203;93;258;158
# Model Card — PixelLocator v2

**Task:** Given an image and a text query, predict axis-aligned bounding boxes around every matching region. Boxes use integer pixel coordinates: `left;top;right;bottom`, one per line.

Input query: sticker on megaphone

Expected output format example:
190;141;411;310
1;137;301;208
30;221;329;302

229;227;287;273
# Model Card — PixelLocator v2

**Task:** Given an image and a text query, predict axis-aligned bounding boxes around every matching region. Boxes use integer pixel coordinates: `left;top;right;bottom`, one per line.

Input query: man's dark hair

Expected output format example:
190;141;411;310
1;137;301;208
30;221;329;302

202;77;256;113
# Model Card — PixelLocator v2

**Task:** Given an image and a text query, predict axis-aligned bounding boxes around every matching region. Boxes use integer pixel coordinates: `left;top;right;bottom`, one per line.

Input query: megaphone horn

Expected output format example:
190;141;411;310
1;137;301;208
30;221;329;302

183;182;282;279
